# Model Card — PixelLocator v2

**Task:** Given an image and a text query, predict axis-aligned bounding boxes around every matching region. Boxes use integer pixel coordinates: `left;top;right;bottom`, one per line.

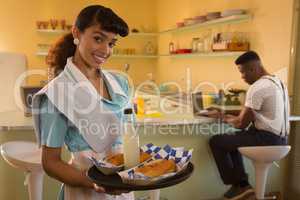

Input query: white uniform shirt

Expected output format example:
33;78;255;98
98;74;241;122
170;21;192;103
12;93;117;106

245;75;290;136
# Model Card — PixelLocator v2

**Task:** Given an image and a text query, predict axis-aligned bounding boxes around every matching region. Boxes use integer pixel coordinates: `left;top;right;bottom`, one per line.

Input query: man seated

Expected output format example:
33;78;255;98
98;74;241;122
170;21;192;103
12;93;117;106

203;51;289;200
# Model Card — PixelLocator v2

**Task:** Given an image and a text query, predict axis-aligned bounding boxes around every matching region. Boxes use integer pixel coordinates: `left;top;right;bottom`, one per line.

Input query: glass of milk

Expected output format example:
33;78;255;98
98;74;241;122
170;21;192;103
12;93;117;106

122;108;140;169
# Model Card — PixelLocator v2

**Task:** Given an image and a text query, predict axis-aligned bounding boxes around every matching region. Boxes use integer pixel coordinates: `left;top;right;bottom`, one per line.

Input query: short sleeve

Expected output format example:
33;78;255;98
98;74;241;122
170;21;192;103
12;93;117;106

39;96;68;148
245;84;265;110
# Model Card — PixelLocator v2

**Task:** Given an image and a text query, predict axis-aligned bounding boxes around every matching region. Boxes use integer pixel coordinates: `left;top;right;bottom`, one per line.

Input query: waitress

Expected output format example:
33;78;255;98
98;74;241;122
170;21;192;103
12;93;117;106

32;5;134;200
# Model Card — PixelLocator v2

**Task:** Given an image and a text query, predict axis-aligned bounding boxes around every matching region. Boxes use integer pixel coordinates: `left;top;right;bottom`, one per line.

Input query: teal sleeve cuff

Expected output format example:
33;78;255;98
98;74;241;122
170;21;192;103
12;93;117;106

40;97;67;148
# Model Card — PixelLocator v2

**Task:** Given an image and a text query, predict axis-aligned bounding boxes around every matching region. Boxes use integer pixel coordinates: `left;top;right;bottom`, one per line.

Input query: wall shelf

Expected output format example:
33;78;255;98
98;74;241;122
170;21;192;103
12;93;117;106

128;32;158;37
112;54;158;58
36;52;158;59
36;15;251;36
160;14;251;34
36;29;69;34
36;29;158;37
36;52;48;56
37;52;244;58
160;51;246;58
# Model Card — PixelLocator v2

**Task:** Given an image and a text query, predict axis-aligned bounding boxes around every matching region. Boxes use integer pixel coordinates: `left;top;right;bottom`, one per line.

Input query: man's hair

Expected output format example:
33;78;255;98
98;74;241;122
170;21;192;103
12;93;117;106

235;51;261;65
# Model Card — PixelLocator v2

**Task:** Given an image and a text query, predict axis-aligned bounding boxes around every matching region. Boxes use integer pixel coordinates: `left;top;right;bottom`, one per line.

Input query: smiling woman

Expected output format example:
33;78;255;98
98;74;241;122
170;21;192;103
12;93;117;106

46;5;128;77
32;5;135;200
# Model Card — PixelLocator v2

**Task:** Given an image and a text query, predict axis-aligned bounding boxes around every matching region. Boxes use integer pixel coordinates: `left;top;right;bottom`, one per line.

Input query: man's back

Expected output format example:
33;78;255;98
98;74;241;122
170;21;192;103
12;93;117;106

245;75;290;136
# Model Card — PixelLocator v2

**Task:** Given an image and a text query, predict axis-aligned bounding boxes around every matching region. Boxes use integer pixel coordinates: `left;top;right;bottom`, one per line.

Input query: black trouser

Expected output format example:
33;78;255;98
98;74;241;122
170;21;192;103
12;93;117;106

209;126;287;185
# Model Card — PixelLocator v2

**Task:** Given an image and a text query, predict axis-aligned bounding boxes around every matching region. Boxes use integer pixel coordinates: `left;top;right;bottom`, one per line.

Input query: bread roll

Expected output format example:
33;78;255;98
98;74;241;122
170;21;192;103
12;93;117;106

106;153;124;166
140;152;152;162
135;159;176;177
106;152;152;166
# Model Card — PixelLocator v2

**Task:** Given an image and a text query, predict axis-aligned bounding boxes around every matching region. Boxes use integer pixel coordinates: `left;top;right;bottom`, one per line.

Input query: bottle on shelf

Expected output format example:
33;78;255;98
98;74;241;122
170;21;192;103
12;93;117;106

197;38;204;53
191;38;200;53
203;30;213;52
169;42;175;54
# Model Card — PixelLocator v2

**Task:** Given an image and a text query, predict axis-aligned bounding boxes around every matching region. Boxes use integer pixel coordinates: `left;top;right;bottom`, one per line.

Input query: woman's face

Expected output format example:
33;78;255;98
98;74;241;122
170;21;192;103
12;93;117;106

75;24;117;69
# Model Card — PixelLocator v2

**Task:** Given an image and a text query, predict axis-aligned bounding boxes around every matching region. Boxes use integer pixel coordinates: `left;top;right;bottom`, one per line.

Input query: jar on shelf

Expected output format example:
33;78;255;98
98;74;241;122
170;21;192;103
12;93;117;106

169;42;175;54
197;39;204;52
203;30;213;52
191;38;200;53
112;48;120;55
203;36;212;52
144;41;155;55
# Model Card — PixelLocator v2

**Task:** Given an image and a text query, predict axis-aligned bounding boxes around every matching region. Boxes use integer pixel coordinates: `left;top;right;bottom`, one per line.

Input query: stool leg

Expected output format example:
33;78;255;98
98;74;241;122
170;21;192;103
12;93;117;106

27;171;44;200
149;190;160;200
254;162;272;200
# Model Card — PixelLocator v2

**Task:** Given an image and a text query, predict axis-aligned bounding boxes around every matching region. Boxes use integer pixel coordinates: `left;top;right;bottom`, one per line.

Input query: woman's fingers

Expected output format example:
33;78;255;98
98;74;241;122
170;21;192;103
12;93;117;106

93;183;105;193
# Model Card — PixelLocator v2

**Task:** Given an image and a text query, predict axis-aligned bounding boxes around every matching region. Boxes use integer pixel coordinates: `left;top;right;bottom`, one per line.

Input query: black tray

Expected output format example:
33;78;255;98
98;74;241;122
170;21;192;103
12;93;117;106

87;162;194;191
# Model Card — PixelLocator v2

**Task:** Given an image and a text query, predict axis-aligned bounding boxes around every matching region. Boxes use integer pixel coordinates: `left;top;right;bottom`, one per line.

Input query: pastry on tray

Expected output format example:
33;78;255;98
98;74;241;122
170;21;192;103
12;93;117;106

135;159;176;178
117;144;193;186
90;143;161;175
106;151;152;166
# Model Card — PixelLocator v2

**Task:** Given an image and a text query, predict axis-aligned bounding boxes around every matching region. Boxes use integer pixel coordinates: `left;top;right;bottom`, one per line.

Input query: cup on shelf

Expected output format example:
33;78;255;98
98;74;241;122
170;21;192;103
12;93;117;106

193;15;207;23
50;19;59;30
41;21;49;29
176;21;185;28
36;21;43;29
60;19;66;30
206;12;221;20
129;48;136;55
113;48;120;55
65;25;72;31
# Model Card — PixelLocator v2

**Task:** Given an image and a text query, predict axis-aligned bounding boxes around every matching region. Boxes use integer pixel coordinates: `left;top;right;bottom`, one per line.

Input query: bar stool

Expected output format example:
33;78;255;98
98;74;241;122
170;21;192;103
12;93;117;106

0;141;44;200
238;145;291;200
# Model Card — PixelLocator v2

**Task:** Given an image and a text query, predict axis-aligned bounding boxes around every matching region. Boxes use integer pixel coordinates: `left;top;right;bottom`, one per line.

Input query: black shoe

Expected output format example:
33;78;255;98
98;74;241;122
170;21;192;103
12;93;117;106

224;185;254;200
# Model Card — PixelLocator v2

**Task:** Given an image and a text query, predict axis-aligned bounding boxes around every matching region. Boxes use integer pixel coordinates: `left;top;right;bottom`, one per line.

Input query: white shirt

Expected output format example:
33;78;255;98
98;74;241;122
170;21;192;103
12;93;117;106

245;75;290;136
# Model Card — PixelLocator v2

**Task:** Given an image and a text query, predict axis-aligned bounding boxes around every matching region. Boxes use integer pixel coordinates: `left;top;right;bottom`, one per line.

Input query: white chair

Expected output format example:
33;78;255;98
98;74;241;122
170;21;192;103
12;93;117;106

0;141;44;200
238;145;291;200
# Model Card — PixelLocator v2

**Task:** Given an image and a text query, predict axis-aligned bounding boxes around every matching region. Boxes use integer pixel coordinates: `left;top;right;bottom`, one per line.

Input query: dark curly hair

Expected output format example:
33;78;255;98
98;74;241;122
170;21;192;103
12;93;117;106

46;5;129;77
235;51;261;65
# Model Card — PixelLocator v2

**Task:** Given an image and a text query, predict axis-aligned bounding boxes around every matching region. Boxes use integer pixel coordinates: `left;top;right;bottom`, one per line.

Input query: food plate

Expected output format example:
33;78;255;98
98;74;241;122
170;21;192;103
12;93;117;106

87;162;194;191
90;144;160;175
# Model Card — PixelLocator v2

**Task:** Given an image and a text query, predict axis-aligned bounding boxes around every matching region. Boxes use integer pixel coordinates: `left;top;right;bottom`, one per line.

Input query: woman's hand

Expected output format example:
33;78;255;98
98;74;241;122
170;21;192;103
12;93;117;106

93;183;105;193
42;146;130;196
